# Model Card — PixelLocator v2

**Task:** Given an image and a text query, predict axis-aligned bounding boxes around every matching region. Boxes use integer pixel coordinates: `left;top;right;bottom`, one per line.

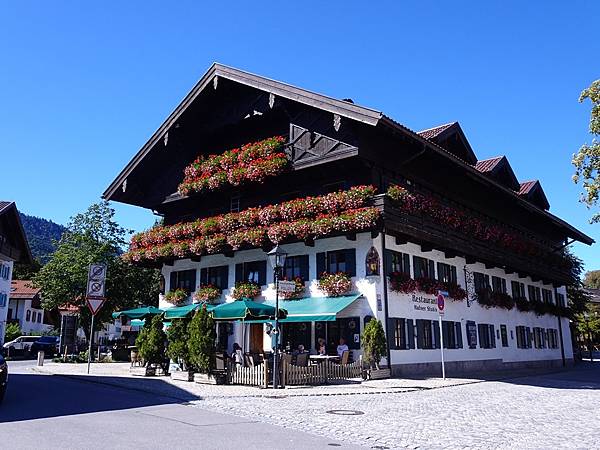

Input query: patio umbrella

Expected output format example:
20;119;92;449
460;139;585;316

163;302;217;320
111;306;163;320
210;299;287;321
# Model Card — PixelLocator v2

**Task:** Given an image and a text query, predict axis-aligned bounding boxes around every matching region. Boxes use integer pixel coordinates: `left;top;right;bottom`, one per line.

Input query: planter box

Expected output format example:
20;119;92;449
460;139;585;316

194;372;218;385
366;368;391;380
130;366;156;377
171;370;195;382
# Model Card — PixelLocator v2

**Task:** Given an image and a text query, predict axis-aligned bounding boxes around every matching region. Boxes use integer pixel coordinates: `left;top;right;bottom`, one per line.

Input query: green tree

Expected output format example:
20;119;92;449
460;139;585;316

584;270;600;289
32;201;160;338
166;319;190;370
188;306;216;374
361;319;387;369
12;259;42;280
4;323;22;343
137;315;167;368
572;79;600;223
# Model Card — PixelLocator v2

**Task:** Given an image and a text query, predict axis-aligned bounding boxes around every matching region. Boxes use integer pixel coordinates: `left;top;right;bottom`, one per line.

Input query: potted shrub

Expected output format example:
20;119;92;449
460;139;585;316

361;319;389;379
167;319;193;381
193;284;222;303
231;281;261;300
188;306;217;384
318;272;352;297
164;288;188;305
135;315;167;376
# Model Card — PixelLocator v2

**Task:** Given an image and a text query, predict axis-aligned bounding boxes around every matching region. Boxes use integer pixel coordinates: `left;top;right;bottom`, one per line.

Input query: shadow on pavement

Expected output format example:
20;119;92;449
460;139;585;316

0;373;199;423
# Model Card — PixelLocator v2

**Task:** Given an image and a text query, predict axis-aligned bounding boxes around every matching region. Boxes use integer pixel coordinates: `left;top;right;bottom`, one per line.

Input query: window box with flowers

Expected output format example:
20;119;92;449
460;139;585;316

164;288;189;305
476;290;515;310
388;272;467;301
318;272;352;297
193;285;222;304
231;282;262;300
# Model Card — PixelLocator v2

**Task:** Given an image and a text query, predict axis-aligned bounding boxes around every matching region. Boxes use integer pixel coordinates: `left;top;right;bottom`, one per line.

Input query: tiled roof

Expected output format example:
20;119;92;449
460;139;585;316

10;280;40;299
417;122;456;140
518;180;538;195
475;156;504;173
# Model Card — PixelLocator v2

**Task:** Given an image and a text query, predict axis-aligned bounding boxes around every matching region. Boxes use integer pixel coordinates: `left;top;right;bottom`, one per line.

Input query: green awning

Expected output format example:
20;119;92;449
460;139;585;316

130;319;145;327
163;303;217;319
112;306;163;320
248;295;362;323
211;298;286;321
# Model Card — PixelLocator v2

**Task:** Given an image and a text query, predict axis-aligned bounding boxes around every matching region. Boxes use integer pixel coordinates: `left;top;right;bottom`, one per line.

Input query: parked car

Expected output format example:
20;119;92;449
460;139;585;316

31;336;60;356
2;336;41;357
0;354;7;402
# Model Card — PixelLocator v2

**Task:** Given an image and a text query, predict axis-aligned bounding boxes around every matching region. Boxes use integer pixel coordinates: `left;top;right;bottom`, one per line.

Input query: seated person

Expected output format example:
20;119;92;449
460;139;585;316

231;343;244;366
317;338;327;355
336;338;349;358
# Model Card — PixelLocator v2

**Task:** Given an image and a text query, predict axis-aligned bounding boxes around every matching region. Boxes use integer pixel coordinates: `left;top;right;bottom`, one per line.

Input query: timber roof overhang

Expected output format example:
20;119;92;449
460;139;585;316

0;201;33;264
102;63;594;247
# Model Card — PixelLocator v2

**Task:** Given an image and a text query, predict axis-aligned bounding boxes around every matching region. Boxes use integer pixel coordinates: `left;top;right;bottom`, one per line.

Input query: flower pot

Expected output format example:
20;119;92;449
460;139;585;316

170;370;195;382
193;372;218;385
130;366;156;377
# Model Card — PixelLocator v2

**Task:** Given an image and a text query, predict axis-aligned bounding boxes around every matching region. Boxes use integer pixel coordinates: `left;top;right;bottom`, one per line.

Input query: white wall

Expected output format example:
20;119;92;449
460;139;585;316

8;298;51;335
0;260;13;344
159;232;573;367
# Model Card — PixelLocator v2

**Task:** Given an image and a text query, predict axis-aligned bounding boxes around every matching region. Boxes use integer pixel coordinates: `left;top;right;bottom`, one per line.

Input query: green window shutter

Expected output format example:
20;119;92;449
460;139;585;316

169;272;177;290
299;255;309;281
455;322;463;348
387;318;397;350
490;325;496;348
345;249;356;277
428;260;435;280
316;253;326;279
384;249;394;276
219;266;229;290
416;320;423;349
257;261;267;286
235;263;244;283
200;268;208;286
433;321;440;349
407;319;415;349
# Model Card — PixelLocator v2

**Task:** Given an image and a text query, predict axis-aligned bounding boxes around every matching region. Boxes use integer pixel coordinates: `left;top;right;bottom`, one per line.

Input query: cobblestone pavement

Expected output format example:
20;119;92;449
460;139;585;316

192;363;600;449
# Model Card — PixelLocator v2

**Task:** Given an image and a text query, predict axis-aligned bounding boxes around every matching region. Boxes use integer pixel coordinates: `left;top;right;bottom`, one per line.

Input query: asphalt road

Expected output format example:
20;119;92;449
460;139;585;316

1;360;360;450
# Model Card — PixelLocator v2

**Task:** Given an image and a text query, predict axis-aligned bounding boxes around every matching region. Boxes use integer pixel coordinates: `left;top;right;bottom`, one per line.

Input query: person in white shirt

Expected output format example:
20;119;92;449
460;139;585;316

336;338;349;358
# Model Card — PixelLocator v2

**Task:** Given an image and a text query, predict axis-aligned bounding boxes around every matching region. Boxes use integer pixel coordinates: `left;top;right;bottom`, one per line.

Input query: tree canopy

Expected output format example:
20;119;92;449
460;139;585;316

583;270;600;289
572;79;600;223
32;201;160;336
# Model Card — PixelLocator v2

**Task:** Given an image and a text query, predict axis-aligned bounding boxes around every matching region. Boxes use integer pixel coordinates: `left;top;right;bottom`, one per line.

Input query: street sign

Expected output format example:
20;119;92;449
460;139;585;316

437;293;445;315
278;280;296;293
86;297;105;316
86;263;107;299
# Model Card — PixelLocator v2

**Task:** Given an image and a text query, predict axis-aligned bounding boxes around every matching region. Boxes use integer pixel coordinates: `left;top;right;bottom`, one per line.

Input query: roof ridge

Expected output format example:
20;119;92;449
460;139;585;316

417;122;457;133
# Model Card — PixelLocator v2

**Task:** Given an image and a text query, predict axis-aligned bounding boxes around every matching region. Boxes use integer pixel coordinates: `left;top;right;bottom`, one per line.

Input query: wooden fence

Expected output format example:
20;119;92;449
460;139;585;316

282;357;363;387
226;361;269;388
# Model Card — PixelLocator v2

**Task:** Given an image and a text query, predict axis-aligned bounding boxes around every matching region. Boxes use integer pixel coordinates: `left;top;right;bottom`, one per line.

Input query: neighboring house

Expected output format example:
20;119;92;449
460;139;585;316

0;202;33;344
102;64;594;375
585;288;600;306
8;280;52;335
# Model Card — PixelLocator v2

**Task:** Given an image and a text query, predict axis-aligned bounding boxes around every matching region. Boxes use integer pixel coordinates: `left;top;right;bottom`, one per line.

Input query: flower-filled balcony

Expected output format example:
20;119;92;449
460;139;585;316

123;185;380;264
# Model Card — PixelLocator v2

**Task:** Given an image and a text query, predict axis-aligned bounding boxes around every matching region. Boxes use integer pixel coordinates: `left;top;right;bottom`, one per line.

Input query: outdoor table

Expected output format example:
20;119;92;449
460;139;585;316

309;355;340;364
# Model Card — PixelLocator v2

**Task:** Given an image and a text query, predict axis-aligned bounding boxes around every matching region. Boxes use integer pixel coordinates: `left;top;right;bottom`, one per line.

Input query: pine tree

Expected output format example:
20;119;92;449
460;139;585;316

361;319;387;369
137;315;166;367
188;305;216;374
166;319;190;370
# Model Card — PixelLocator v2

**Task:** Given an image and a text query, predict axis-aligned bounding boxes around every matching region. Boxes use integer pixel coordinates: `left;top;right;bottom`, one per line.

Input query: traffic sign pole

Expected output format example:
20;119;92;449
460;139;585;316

87;314;95;375
437;291;447;380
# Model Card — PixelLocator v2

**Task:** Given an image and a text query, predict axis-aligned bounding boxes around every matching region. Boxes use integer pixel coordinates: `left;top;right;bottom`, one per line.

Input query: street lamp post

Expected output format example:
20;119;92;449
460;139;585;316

267;245;287;389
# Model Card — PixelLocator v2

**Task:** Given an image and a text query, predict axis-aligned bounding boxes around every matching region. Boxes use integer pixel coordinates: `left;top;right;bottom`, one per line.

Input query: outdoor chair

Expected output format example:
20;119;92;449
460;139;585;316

341;350;350;365
245;353;255;367
295;352;309;367
281;353;293;367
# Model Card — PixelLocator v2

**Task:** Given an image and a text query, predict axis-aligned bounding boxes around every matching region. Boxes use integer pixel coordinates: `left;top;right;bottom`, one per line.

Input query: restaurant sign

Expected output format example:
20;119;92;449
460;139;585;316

411;294;440;313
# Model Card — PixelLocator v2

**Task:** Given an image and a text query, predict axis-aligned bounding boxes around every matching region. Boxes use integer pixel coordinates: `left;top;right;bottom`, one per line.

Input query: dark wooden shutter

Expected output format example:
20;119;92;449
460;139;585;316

169;271;177;290
387;318;397;350
450;266;457;284
433;321;440;349
436;262;443;281
200;268;208;286
490;325;496;348
384;249;394;276
316;252;326;279
257;261;267;286
345;249;356;277
416;320;423;349
442;321;450;349
219;265;229;290
402;253;411;275
428;260;435;280
299;255;309;281
478;324;485;348
235;263;243;283
407;319;415;349
455;322;463;348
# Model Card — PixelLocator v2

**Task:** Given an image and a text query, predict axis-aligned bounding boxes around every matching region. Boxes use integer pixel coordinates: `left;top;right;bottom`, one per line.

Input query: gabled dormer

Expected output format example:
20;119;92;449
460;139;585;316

519;180;550;210
474;156;520;191
417;122;477;164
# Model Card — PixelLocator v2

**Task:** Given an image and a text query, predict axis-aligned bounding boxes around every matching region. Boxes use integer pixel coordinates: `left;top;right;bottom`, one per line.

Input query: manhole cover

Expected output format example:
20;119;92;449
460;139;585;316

326;409;364;416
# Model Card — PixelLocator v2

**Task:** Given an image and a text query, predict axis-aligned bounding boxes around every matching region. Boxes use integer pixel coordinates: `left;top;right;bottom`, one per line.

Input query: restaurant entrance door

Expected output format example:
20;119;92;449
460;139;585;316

249;323;264;353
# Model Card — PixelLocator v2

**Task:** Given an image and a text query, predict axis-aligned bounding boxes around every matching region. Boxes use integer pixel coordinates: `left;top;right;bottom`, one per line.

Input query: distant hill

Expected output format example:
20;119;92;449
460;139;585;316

19;213;66;263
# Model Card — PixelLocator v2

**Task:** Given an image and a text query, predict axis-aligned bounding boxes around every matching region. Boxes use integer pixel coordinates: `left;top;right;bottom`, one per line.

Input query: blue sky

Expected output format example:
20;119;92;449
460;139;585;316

1;1;598;271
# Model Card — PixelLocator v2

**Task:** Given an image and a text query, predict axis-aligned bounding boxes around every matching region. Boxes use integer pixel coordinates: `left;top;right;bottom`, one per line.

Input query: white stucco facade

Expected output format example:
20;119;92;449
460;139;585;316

159;232;572;375
0;260;13;344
